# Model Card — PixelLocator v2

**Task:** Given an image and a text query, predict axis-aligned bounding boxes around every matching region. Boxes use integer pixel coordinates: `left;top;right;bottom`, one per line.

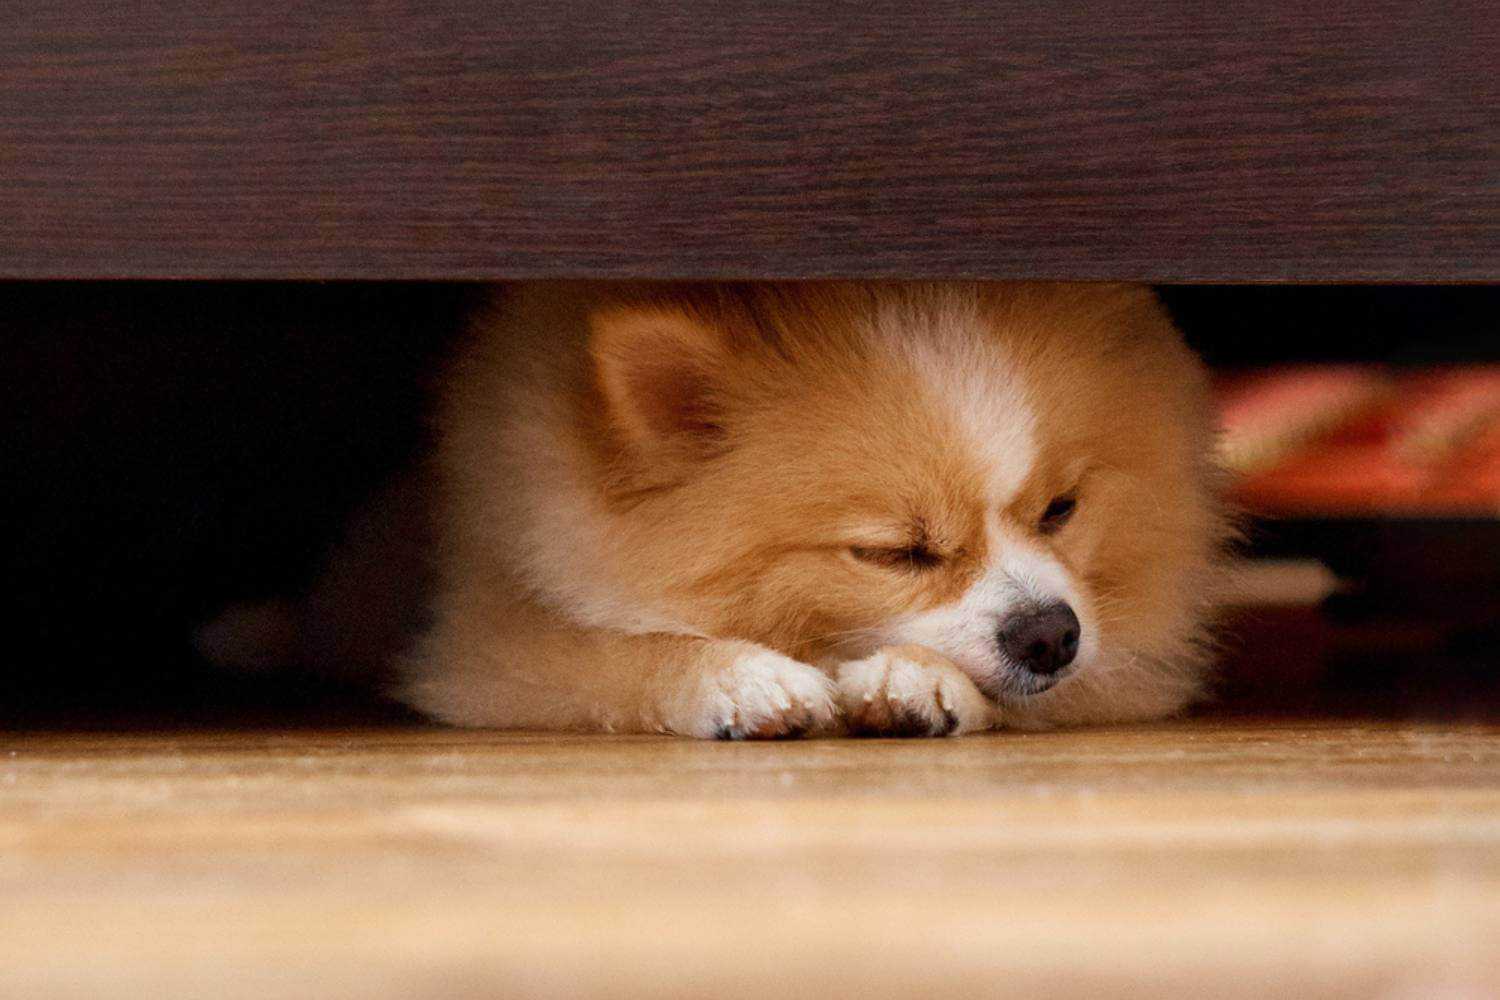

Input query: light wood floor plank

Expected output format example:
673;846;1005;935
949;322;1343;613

3;719;1498;998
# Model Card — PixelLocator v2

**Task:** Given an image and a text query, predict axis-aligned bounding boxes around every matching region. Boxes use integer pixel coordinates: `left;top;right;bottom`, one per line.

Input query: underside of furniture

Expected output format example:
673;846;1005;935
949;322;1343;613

5;1;1498;281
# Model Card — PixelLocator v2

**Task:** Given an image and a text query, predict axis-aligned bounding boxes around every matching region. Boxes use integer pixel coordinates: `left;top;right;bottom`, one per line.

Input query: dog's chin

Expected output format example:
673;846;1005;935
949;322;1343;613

976;664;1072;702
961;658;1095;731
985;674;1084;732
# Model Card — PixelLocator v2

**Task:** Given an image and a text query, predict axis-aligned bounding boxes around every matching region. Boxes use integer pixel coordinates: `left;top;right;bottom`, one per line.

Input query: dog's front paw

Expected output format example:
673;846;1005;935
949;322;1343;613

668;646;839;740
836;645;995;737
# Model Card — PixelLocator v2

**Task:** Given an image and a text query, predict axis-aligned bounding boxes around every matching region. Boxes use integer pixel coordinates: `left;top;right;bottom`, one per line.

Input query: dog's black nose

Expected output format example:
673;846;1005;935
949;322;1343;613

997;603;1081;676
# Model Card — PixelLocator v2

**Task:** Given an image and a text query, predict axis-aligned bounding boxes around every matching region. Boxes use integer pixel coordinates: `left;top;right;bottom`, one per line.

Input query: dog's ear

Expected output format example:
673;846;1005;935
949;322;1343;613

589;306;732;461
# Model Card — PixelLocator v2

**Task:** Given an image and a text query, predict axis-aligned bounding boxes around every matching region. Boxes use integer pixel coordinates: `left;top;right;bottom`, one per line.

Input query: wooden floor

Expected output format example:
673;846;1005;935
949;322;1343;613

4;719;1499;999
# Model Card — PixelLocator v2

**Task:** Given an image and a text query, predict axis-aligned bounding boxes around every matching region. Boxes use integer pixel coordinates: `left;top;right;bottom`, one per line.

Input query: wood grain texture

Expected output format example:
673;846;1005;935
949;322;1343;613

3;719;1500;998
3;2;1497;280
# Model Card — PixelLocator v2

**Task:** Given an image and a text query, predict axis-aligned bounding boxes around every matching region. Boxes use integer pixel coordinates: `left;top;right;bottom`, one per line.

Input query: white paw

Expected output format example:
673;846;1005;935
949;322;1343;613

673;647;839;740
836;645;996;737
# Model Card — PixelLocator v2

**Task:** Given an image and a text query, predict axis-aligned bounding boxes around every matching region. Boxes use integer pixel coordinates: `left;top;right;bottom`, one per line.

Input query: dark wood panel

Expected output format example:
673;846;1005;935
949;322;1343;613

3;2;1497;280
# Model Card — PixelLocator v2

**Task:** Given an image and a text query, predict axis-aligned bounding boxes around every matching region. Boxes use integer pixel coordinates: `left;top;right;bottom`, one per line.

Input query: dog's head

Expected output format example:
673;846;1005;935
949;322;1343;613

575;281;1226;725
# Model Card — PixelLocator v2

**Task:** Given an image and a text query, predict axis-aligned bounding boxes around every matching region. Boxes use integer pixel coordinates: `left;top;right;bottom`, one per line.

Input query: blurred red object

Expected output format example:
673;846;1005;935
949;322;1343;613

1217;366;1500;517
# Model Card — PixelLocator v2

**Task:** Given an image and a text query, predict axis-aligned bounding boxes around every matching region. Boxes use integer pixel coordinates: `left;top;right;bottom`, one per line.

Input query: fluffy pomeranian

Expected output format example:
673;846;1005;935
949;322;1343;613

374;281;1228;738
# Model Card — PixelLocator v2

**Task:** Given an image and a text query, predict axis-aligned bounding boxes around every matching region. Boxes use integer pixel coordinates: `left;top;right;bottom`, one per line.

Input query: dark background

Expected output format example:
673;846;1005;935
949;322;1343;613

4;283;1499;723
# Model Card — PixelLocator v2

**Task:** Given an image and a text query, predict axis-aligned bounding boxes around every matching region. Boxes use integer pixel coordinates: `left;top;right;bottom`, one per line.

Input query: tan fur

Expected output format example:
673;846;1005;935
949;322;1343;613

398;282;1229;737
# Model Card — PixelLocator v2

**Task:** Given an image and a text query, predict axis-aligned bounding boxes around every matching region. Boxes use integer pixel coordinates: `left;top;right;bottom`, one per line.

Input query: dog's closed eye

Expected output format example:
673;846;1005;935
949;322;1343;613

849;543;944;571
